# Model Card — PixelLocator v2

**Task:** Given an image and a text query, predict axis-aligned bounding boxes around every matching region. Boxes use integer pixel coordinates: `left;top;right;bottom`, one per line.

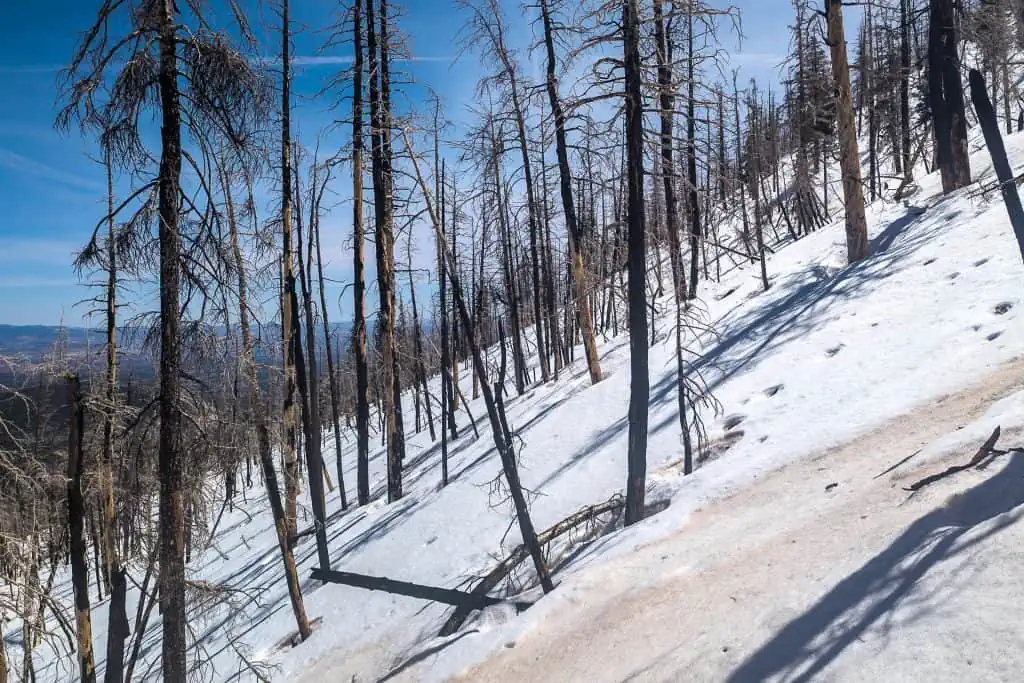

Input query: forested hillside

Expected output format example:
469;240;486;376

4;0;1024;681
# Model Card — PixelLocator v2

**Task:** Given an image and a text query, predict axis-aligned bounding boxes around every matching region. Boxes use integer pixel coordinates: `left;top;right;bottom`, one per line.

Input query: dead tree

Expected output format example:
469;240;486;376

67;376;96;683
623;0;649;525
929;0;971;193
969;68;1024;261
311;161;349;508
223;156;312;643
538;0;603;385
368;0;406;502
406;129;554;594
280;0;303;545
350;0;372;507
826;0;869;263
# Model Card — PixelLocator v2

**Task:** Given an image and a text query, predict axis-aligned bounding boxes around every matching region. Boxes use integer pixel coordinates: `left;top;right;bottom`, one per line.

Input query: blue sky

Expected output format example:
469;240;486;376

0;0;792;326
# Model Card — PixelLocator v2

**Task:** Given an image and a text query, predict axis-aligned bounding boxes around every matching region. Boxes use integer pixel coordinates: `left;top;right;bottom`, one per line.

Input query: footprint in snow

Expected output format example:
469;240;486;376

994;302;1013;315
764;383;784;397
974;257;990;267
947;271;960;280
987;331;1003;342
825;344;844;357
923;258;936;266
723;414;746;430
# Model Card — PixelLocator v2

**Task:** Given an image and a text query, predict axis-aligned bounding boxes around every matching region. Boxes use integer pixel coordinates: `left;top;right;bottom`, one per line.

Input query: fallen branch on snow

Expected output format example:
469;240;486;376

903;427;1021;492
438;494;626;637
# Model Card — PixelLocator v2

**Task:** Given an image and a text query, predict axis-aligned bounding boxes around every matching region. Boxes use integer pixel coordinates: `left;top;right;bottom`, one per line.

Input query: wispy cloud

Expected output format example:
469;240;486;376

0;147;102;193
266;55;452;67
0;64;63;74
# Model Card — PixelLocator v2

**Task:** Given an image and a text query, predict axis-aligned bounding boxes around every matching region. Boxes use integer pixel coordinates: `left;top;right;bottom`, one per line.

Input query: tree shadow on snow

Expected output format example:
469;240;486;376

535;207;943;489
689;206;940;398
726;451;1024;683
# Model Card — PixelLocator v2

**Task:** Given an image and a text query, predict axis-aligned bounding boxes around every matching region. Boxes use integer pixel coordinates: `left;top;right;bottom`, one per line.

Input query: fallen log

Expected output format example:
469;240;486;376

439;495;625;637
904;426;1002;492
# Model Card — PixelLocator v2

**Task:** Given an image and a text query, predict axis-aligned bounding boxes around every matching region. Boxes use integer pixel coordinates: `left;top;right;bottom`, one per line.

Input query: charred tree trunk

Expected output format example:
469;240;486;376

100;149;128;683
539;0;602;384
156;1;187;676
225;161;311;642
352;0;372;507
685;0;701;300
929;0;972;194
900;0;914;185
368;0;405;502
293;163;331;570
67;376;96;683
654;0;692;474
405;130;554;594
407;237;436;441
313;176;349;509
969;69;1024;261
623;0;649;526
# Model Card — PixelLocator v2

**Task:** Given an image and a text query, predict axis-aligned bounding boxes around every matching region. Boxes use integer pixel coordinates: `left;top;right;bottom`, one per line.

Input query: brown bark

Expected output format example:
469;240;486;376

827;0;869;263
280;0;301;544
538;0;601;385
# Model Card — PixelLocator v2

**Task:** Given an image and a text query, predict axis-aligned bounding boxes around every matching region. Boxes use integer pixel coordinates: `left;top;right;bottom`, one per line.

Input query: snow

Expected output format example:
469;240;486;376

9;128;1024;682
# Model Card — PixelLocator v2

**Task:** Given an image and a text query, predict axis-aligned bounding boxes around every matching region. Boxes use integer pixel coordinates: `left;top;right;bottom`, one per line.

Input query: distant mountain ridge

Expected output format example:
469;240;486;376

0;322;359;358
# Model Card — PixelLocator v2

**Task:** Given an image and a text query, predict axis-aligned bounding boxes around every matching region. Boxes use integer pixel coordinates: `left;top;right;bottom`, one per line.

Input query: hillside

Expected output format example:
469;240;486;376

8;118;1024;683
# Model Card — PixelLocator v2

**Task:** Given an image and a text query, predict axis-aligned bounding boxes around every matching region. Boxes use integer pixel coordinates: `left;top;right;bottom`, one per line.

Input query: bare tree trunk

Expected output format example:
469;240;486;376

654;0;692;474
827;0;870;263
538;0;601;384
930;0;972;194
900;0;914;185
67;376;96;683
313;172;349;509
438;160;451;486
293;158;331;569
99;149;129;683
156;1;187;676
623;0;649;526
225;158;311;642
685;0;701;300
352;0;372;507
368;0;405;502
280;0;301;544
405;131;554;594
969;68;1024;261
407;231;436;441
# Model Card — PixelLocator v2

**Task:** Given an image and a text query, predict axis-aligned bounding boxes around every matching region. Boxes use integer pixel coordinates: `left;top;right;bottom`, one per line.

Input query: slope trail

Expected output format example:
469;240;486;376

448;355;1024;683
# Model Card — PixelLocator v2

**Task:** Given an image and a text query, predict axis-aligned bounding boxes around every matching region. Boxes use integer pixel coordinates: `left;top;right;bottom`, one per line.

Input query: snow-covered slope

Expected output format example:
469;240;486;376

10;128;1024;682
